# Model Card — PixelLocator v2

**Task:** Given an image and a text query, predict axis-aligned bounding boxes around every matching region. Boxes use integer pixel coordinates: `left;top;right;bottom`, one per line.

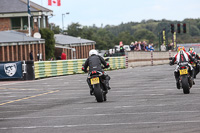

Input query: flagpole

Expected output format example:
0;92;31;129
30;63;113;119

28;15;31;36
27;0;31;36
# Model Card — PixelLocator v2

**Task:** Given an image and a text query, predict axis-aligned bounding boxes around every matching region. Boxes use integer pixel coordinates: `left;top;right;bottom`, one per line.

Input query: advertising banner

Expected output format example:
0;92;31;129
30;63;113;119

0;61;22;79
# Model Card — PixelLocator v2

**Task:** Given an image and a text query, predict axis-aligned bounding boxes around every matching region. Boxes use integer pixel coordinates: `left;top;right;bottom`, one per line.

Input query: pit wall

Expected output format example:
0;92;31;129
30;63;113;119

128;51;177;68
34;56;126;79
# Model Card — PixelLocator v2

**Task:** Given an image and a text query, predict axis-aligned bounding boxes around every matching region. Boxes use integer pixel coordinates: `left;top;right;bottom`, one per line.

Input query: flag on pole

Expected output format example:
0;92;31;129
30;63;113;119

48;0;61;6
27;0;31;16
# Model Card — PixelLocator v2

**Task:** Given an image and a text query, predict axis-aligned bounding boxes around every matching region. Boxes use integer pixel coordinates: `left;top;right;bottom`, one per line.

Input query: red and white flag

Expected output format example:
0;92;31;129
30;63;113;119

48;0;61;6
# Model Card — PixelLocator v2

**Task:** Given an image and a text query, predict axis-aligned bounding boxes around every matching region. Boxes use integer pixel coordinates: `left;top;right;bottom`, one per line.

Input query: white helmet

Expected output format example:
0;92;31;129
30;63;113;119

89;49;98;56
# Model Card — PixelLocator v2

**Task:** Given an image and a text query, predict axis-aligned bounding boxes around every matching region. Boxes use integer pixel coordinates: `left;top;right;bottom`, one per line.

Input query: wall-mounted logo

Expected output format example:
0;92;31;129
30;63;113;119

4;63;17;77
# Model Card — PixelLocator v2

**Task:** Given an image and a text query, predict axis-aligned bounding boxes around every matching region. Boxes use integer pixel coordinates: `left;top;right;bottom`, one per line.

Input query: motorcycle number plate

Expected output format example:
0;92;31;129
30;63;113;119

91;77;99;85
179;69;188;75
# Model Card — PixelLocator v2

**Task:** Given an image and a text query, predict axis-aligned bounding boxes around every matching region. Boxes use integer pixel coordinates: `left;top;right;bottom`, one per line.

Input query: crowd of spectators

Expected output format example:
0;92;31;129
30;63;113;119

129;41;154;51
104;41;176;57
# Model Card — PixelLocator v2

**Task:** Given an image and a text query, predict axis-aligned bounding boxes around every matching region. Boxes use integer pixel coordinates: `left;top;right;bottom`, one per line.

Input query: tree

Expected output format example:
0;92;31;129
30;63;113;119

40;28;55;60
133;29;156;43
49;23;61;34
67;22;82;37
114;31;134;46
93;28;115;50
189;25;200;36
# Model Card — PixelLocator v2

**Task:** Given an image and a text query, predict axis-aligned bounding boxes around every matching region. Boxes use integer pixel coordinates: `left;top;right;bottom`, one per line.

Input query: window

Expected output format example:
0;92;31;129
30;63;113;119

11;17;33;30
22;17;28;30
11;17;21;30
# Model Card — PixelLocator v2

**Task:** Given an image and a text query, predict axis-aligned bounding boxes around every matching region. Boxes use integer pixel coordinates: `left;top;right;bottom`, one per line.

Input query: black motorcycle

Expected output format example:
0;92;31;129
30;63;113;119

177;62;192;94
83;58;110;102
170;58;193;94
88;70;108;102
191;61;200;78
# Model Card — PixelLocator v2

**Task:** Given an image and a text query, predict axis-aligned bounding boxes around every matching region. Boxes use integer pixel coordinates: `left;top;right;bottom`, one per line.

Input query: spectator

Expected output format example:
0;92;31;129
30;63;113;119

120;45;125;53
134;41;138;50
148;43;154;51
161;43;166;51
37;50;40;61
61;51;66;60
130;42;135;51
104;52;108;57
29;51;33;61
168;43;173;50
141;41;145;51
144;41;149;51
137;41;142;51
143;42;148;51
57;56;61;60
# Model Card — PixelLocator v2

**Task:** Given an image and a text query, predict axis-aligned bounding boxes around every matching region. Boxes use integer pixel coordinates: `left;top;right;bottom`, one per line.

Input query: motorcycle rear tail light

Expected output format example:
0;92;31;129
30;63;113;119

92;71;97;74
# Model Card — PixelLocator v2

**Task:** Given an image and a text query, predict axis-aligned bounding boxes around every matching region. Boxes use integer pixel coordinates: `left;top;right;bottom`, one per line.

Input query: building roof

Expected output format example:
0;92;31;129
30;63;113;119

55;34;96;46
0;31;44;44
0;0;52;14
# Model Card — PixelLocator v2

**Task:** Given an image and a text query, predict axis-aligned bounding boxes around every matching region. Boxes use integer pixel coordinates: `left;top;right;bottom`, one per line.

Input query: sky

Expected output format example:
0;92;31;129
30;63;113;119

31;0;200;29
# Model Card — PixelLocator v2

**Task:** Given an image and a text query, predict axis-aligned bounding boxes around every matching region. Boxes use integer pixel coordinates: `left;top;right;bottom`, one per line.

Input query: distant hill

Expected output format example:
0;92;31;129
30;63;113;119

63;19;200;50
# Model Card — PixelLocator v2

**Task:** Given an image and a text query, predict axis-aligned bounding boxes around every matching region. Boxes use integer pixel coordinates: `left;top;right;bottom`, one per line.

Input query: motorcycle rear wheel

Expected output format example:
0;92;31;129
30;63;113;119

181;75;190;94
94;84;104;102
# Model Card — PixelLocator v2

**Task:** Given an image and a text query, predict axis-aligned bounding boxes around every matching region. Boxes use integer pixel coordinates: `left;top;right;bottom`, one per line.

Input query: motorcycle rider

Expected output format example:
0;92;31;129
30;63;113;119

82;49;111;95
170;46;196;89
188;47;200;78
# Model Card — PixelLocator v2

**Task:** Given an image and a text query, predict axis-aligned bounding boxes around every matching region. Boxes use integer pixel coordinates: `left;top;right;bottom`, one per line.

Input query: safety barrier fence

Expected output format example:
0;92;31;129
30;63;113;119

34;56;126;79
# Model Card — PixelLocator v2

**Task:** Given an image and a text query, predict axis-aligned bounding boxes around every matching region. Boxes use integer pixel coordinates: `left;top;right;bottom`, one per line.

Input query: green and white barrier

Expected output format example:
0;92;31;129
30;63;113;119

34;56;126;79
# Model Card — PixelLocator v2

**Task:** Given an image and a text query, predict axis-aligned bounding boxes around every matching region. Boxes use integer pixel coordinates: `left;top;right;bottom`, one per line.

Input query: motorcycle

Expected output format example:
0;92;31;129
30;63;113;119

191;61;199;78
169;57;193;94
83;58;109;102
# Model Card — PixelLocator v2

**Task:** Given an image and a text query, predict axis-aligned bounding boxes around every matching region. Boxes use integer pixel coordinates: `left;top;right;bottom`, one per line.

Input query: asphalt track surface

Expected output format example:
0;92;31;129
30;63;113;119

1;64;200;133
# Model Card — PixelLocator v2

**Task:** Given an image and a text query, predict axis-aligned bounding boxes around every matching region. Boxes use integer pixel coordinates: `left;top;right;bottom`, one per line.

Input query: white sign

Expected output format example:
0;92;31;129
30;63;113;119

4;63;17;77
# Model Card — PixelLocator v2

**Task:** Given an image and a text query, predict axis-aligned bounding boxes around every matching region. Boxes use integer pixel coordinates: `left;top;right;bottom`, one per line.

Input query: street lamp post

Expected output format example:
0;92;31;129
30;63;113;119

62;12;70;32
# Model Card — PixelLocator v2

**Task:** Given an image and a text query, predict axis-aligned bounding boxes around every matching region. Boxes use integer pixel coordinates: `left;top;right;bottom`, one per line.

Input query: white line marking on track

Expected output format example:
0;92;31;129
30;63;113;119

2;120;200;129
0;110;199;120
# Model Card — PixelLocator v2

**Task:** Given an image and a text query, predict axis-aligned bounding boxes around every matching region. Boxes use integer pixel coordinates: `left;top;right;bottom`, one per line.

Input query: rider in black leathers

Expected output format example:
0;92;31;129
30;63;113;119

82;49;111;95
188;47;200;78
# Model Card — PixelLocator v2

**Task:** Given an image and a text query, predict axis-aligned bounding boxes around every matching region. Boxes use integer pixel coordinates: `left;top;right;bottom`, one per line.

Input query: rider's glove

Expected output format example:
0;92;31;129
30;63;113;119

105;63;110;68
82;67;85;71
82;67;88;73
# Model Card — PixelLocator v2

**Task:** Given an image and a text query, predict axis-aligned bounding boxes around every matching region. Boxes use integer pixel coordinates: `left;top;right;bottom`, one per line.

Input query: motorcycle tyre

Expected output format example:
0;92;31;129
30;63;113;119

94;84;104;102
181;75;190;94
103;92;107;101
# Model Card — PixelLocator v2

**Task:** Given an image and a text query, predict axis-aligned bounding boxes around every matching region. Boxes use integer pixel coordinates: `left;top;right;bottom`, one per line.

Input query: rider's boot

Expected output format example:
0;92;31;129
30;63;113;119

174;72;180;89
191;69;195;85
105;75;111;90
87;78;94;95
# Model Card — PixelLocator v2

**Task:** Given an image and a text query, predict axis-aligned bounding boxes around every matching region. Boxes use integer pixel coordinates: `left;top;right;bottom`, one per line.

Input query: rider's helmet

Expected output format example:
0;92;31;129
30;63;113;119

89;49;98;56
178;46;185;52
188;47;194;53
